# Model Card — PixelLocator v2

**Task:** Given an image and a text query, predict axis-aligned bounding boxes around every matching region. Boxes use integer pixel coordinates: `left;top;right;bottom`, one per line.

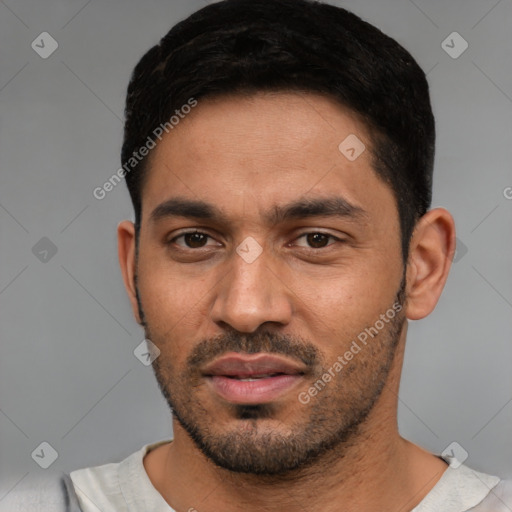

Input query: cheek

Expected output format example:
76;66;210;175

281;268;401;367
292;260;401;318
137;260;214;350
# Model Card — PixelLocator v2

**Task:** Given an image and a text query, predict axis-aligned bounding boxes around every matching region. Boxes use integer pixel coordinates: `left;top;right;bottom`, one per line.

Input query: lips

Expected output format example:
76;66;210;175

203;352;307;378
202;352;307;404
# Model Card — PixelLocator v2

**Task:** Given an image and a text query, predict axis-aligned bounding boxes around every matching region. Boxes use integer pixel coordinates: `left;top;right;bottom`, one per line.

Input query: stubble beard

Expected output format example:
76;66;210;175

138;279;406;477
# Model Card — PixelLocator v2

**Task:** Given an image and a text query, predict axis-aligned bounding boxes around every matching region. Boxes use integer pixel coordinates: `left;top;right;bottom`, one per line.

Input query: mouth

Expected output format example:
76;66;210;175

222;373;289;381
202;352;307;405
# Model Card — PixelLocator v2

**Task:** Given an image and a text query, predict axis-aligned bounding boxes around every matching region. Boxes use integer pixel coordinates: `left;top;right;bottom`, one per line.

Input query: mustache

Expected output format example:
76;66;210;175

186;330;320;371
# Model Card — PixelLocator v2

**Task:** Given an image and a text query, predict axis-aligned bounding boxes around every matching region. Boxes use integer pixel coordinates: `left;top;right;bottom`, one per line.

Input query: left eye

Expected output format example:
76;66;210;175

294;232;340;249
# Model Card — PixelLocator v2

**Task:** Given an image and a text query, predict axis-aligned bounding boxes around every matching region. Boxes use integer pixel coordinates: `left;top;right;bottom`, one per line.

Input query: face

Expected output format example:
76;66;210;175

131;92;407;475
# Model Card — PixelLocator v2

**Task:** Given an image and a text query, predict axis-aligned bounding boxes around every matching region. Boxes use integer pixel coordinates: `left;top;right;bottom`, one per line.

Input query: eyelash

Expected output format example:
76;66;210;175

167;230;344;251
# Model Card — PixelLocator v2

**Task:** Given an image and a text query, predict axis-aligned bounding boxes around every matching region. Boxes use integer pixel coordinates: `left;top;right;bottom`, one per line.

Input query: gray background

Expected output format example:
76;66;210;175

1;0;511;498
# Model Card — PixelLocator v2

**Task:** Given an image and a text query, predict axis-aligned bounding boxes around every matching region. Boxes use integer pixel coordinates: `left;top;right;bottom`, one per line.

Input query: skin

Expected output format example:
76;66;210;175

118;92;456;512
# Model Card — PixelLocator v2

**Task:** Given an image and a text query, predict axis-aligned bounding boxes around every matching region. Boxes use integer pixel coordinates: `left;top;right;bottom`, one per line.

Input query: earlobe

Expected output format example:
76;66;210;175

117;220;142;325
405;208;456;320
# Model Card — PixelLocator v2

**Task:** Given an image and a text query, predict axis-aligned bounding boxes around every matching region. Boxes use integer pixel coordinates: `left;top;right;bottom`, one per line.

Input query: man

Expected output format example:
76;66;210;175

11;0;510;510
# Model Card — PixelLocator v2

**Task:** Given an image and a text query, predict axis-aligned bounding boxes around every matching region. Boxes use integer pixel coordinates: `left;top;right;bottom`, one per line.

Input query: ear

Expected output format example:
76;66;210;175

117;220;142;325
405;208;456;320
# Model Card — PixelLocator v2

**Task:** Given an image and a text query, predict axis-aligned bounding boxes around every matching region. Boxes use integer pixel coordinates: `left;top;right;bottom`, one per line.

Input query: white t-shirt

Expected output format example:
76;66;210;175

69;439;512;512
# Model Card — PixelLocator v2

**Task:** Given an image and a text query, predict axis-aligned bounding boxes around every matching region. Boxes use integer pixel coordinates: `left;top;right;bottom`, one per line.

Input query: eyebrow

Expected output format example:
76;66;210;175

149;195;367;226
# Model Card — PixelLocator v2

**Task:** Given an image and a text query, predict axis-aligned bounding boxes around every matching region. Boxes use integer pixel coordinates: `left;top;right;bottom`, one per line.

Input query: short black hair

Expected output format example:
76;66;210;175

121;0;435;261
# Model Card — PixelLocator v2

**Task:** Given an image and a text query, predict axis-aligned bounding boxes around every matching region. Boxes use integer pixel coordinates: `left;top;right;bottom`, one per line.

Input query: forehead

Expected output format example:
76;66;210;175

141;92;397;228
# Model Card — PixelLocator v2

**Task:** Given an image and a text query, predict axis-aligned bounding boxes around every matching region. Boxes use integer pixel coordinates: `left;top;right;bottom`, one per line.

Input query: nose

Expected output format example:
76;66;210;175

210;241;293;333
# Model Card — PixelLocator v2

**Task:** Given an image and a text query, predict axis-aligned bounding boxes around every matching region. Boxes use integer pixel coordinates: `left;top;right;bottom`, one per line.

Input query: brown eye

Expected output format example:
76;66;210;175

305;233;331;248
170;231;216;249
294;232;340;250
183;232;208;248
